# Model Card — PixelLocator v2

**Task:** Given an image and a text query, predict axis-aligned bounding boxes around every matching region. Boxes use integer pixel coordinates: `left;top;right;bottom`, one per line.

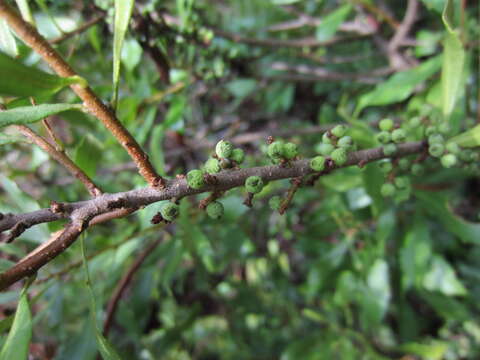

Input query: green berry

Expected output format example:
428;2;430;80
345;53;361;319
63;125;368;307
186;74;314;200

379;160;393;173
337;136;353;148
381;183;396;197
376;131;391;144
398;158;411;171
425;126;437;136
411;163;424;176
391;129;406;143
231;148;245;164
322;132;332;144
379;118;394;131
245;176;264;194
445;142;461;155
160;202;179;222
437;123;450;135
267;141;285;159
269;196;282;210
428;143;445;158
316;142;334;156
331;125;347;138
206;201;224;219
458;149;472;162
428;134;444;145
383;144;397;156
283;142;298;160
394;176;410;189
310;156;326;171
409;117;421;128
331;148;347;166
187;169;205;189
216;140;233;159
204;158;221;174
441;154;457;168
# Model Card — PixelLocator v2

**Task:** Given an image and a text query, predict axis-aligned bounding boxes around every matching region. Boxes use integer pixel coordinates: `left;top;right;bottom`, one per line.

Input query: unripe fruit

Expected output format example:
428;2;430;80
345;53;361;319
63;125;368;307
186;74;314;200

428;134;444;145
379;160;393;173
187;169;205;189
216;140;233;159
206;201;224;219
331;124;347;138
269;196;282;210
398;158;411;171
437;123;450;135
394;176;410;189
160;202;179;222
316;143;334;156
331;148;347;166
245;176;264;194
310;156;326;171
391;129;406;143
411;163;424;176
231;148;245;164
409;117;421;128
425;126;437;136
441;154;457;168
383;144;397;156
376;131;391;144
381;183;396;197
283;142;298;160
337;136;353;148
267;141;285;159
428;143;445;158
322;132;332;144
379;118;394;131
445;142;460;155
204;158;221;174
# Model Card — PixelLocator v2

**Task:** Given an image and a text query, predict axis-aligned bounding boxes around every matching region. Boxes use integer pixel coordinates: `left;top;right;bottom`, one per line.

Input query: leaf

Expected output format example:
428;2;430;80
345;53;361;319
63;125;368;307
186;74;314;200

0;103;82;129
225;78;257;99
111;0;135;110
74;135;102;178
0;19;17;57
15;0;35;25
367;259;391;320
315;4;352;42
0;133;28;145
401;340;448;360
79;237;122;360
423;256;467;296
355;55;442;115
441;0;465;119
448;124;480;147
0;282;33;360
0;51;86;97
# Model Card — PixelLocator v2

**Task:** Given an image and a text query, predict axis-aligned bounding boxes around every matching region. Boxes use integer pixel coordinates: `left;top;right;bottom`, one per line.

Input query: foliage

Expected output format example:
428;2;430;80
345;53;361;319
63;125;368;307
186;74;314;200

0;1;479;359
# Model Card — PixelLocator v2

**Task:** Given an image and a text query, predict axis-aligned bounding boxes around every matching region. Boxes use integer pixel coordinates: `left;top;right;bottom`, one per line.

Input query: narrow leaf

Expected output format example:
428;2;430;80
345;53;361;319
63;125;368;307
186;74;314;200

15;0;35;25
441;0;465;119
0;283;33;360
315;4;352;42
0;19;17;57
448;124;480;148
0;51;87;97
111;0;135;110
80;237;123;360
0;103;83;129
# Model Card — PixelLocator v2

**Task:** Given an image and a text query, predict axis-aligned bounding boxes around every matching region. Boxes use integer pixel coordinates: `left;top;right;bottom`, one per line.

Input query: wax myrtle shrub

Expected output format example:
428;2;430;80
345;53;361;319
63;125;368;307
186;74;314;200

0;0;479;359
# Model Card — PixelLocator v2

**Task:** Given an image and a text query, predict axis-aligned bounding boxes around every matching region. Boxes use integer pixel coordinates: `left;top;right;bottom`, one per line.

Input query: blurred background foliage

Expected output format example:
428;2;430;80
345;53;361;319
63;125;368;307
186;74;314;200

0;0;479;359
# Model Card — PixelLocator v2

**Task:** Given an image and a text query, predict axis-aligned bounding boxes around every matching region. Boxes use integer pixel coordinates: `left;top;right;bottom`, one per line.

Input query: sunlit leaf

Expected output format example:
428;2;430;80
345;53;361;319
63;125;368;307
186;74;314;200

0;19;17;56
0;103;82;129
315;4;352;42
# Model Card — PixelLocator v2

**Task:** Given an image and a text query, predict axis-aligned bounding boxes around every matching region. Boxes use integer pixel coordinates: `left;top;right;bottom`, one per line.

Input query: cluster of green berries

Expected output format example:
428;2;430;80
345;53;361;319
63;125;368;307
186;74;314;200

376;118;406;156
266;140;299;164
380;176;411;198
311;125;354;171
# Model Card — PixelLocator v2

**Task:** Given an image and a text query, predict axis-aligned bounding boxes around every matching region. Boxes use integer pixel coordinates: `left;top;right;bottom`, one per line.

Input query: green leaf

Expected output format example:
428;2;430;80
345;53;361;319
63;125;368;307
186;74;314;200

15;0;35;25
0;283;33;360
401;340;448;360
0;133;27;145
112;0;135;110
80;237;123;360
423;256;467;296
355;56;442;115
448;124;480;147
315;4;352;42
0;51;86;97
441;1;465;119
367;259;391;320
0;103;82;129
74;135;102;178
225;78;257;99
0;20;17;57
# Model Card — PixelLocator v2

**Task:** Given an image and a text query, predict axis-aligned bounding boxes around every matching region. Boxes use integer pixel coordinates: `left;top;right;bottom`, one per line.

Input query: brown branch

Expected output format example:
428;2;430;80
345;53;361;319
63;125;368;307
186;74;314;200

0;2;162;186
50;15;103;44
13;125;102;197
279;177;302;215
103;236;164;335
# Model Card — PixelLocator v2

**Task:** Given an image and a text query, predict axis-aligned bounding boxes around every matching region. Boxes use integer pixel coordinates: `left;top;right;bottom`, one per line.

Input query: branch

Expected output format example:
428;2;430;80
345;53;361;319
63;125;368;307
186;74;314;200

0;2;162;186
50;15;103;44
0;141;427;290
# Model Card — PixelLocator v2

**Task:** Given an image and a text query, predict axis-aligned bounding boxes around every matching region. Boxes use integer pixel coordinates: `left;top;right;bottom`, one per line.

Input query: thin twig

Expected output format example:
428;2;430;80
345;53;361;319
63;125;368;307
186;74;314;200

279;177;302;215
50;15;103;44
0;2;162;186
